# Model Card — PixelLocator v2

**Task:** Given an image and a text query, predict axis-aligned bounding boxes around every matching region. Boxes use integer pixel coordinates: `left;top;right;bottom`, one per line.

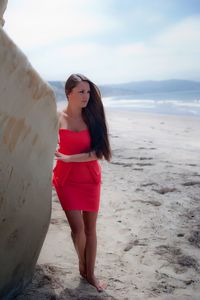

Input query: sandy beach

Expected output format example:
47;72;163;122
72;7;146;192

16;109;200;300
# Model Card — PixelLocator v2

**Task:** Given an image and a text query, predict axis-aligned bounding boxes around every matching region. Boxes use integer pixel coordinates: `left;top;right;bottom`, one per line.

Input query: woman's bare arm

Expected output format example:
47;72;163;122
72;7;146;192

54;150;99;162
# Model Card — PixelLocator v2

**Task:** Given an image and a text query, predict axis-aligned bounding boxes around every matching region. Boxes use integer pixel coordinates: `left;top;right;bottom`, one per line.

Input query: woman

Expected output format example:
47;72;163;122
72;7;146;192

52;74;111;292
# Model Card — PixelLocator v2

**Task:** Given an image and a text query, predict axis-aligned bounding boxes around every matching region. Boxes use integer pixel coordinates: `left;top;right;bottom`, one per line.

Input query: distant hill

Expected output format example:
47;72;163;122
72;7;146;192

49;79;200;101
48;81;65;101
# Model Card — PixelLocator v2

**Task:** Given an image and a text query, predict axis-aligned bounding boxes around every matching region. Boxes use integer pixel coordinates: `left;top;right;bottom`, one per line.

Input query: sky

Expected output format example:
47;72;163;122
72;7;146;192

4;0;200;84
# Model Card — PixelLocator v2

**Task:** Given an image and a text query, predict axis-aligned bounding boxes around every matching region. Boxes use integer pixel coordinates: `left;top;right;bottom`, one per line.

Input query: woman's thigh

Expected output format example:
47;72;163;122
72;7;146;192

83;211;98;235
65;210;84;234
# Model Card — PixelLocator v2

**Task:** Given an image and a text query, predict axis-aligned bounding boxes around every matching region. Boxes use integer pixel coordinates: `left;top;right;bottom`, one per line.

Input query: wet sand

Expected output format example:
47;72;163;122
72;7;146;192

17;109;200;300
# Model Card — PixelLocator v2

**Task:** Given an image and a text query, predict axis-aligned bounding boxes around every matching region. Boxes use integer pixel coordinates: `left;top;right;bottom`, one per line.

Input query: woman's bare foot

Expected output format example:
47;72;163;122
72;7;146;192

86;275;107;292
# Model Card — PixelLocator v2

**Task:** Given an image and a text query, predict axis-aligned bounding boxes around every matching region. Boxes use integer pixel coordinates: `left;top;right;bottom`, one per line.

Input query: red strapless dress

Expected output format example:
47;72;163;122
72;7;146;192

52;129;101;211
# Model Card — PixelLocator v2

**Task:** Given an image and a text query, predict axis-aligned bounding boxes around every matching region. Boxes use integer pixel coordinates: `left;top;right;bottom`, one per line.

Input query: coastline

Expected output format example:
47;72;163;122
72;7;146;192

17;109;200;299
57;98;200;118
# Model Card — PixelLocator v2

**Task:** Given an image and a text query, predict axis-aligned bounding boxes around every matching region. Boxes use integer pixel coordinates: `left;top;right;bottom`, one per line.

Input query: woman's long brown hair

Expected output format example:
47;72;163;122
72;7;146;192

65;74;111;161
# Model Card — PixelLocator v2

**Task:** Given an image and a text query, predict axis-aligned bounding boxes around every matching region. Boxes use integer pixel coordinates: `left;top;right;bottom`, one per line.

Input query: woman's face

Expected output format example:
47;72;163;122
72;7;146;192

68;81;90;108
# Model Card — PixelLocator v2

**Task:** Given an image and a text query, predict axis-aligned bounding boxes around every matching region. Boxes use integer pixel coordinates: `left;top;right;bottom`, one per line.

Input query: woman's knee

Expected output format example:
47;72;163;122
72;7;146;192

83;211;98;237
65;211;85;236
71;224;84;237
84;226;96;238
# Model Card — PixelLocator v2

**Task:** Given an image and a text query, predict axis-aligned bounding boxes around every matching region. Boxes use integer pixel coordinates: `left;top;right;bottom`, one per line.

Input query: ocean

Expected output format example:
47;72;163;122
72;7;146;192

56;97;200;117
104;96;200;117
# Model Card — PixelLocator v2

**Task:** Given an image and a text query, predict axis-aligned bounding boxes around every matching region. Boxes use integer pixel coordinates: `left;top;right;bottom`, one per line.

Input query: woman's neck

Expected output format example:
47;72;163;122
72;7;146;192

64;106;82;119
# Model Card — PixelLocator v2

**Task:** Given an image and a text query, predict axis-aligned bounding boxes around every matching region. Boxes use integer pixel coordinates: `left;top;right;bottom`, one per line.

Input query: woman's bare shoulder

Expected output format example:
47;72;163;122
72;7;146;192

57;111;63;128
57;110;68;128
57;111;68;119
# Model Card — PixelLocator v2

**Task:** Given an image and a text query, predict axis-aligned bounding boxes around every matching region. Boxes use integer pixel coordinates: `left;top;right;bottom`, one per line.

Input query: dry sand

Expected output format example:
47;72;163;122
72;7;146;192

16;109;200;300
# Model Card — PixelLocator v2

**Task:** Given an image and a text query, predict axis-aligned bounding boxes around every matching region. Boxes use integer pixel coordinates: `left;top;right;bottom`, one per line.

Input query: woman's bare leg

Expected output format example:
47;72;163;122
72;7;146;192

83;211;106;292
65;210;86;277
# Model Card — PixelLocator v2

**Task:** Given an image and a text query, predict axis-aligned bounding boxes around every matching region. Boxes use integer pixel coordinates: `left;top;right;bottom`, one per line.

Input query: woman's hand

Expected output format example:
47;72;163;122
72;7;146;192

55;150;98;162
54;150;71;162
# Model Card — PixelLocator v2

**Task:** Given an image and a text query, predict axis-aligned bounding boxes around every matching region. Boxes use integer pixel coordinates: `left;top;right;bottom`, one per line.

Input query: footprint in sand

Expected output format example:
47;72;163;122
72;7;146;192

177;233;185;237
152;187;177;194
111;161;132;167
150;282;175;296
137;147;157;150
155;245;199;272
124;239;148;251
133;199;161;207
136;162;154;166
140;182;157;187
50;218;66;225
188;231;200;248
182;181;200;186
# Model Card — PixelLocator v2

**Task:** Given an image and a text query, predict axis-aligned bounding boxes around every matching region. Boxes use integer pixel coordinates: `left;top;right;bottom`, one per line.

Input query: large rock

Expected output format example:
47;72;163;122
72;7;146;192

0;12;58;299
0;0;7;26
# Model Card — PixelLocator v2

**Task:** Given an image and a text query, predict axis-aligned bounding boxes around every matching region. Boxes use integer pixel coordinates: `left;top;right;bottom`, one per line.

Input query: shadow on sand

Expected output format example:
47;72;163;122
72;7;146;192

14;264;117;300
